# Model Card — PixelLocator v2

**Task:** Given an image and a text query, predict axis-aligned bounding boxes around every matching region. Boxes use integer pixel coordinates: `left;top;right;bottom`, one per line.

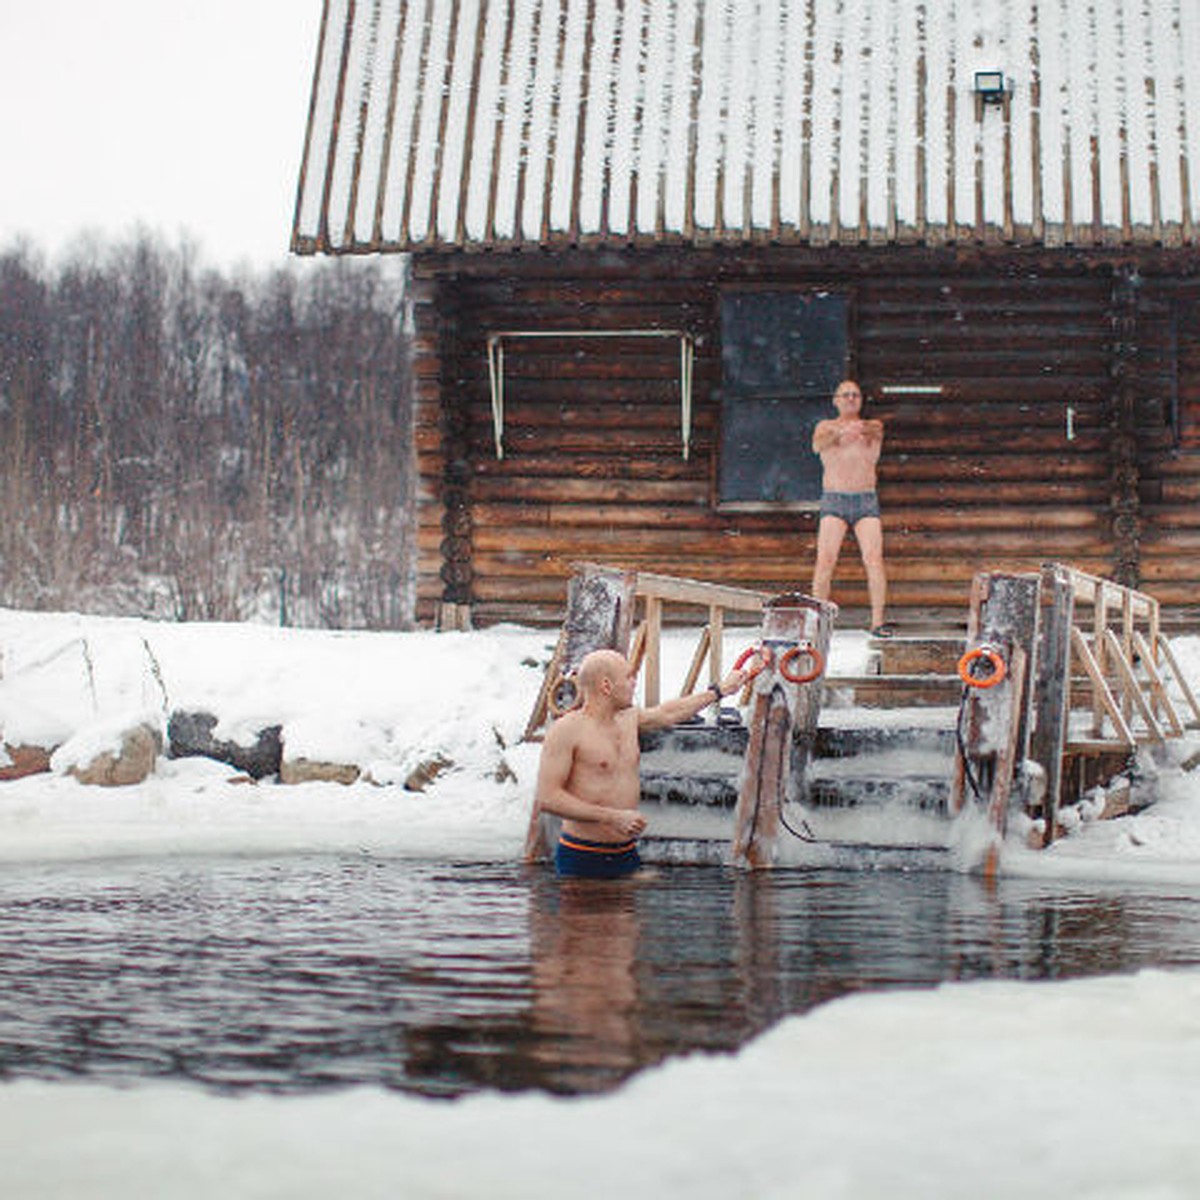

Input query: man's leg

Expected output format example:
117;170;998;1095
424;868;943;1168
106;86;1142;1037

812;515;848;600
855;515;887;629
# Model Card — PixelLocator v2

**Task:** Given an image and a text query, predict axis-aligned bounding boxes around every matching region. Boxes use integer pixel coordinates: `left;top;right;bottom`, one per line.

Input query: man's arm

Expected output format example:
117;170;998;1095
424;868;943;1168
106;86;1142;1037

638;666;750;732
811;419;839;454
533;717;645;837
862;418;884;444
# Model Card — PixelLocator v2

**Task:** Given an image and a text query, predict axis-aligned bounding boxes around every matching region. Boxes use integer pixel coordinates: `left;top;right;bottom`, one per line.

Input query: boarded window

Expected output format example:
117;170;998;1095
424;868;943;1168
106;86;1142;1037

717;290;850;506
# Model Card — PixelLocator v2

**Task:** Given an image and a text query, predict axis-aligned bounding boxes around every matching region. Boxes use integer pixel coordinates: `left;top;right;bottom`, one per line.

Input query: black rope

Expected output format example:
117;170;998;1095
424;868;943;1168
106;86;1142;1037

778;799;820;843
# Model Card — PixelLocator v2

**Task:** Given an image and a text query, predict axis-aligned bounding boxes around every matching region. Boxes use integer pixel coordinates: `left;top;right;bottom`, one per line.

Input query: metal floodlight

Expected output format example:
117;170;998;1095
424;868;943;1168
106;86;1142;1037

974;70;1007;104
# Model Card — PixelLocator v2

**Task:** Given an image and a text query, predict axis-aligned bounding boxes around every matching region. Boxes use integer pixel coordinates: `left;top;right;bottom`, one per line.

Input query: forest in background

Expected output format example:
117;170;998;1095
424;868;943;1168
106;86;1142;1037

0;236;414;630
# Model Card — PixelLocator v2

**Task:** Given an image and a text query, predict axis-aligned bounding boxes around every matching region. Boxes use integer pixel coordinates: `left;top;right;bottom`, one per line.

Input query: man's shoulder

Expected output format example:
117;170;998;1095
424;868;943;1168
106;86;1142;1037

544;707;586;742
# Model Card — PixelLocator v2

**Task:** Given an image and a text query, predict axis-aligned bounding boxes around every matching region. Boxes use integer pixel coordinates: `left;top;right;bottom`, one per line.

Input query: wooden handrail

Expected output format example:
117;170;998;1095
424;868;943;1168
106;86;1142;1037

523;564;772;737
632;572;771;707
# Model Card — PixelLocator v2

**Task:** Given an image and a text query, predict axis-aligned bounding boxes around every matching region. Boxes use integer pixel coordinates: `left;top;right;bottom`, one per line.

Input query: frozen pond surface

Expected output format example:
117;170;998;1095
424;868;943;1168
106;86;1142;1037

5;854;1200;1098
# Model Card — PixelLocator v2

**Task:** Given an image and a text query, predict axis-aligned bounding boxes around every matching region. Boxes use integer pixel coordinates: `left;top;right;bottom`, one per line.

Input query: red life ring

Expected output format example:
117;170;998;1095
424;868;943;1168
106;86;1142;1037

733;643;773;680
779;642;825;685
958;644;1007;689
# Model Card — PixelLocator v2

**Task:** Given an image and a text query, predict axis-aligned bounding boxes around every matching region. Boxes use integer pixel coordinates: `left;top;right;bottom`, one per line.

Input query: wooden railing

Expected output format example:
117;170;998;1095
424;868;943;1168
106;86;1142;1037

627;571;770;708
1055;565;1198;746
953;563;1200;862
522;563;770;740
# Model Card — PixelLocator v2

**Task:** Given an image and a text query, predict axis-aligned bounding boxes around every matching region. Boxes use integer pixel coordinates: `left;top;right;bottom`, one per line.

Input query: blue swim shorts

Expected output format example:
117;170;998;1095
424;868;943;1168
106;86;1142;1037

819;490;881;526
554;834;642;879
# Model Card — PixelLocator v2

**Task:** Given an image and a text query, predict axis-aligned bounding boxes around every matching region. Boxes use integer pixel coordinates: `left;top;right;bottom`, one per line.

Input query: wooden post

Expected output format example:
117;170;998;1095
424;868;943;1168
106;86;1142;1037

949;571;1041;870
1092;579;1109;737
708;604;725;682
1029;564;1073;846
731;594;836;869
643;596;663;707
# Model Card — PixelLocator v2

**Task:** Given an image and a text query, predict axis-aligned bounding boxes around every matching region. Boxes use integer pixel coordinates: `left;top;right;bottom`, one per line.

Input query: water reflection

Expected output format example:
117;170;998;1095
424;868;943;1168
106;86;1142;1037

0;858;1198;1098
530;880;640;1090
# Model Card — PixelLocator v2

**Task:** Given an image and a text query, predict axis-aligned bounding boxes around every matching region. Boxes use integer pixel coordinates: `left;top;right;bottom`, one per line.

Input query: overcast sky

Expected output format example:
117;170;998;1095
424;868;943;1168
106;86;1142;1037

1;1;324;271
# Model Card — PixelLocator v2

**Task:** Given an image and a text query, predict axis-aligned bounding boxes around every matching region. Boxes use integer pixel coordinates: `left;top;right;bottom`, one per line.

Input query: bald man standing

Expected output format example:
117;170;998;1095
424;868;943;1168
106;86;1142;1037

533;649;750;878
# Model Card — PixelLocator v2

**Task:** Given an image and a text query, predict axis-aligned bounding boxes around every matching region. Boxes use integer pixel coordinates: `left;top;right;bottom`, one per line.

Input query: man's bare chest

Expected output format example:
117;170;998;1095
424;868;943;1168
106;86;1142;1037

573;720;638;775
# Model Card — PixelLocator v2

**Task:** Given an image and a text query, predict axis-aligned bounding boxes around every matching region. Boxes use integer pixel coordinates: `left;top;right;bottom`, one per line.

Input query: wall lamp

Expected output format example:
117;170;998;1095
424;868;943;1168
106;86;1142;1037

974;70;1008;105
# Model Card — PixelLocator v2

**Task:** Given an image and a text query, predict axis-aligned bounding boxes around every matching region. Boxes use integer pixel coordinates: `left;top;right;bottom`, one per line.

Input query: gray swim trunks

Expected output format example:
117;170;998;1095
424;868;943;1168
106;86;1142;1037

819;490;881;526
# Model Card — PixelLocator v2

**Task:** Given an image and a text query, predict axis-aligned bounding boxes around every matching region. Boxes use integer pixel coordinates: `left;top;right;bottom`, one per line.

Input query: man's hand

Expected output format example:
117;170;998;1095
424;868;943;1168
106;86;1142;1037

605;808;647;839
718;665;751;697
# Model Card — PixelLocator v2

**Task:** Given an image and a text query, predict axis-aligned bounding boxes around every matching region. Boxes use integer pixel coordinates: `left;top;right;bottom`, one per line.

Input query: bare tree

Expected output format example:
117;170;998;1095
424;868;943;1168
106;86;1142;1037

0;235;414;629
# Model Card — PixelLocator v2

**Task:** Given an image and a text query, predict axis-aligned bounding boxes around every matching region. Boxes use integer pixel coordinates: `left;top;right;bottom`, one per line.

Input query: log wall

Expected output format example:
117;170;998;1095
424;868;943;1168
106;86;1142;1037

409;247;1200;627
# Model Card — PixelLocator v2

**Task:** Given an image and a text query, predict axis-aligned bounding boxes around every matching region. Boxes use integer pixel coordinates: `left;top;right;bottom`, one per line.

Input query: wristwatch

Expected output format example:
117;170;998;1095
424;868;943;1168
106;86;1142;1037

708;682;723;705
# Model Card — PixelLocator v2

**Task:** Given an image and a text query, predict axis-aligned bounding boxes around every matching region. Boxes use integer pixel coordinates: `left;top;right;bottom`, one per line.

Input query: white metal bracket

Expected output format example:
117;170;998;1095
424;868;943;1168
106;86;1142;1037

485;329;695;460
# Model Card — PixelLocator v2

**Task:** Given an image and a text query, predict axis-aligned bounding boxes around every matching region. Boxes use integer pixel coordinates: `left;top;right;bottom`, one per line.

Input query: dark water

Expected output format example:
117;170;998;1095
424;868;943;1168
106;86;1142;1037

2;855;1200;1098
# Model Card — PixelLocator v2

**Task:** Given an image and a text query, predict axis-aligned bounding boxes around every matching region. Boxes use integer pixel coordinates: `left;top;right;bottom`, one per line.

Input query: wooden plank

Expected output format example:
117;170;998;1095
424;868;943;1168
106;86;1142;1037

983;644;1030;878
1069;628;1136;746
731;684;790;869
635;570;770;611
1029;564;1073;845
1101;628;1165;742
949;572;1041;850
680;626;712;696
522;625;568;742
1132;630;1184;737
1155;633;1200;726
643;595;663;707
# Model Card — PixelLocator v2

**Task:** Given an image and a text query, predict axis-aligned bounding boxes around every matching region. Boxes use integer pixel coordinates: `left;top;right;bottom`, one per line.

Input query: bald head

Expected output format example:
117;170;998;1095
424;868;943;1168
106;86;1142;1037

577;649;627;692
574;649;637;712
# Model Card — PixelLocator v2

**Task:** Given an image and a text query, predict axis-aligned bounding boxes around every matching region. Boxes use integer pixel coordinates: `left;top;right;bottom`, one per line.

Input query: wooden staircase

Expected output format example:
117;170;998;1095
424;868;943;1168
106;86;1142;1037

525;562;1200;871
639;632;965;859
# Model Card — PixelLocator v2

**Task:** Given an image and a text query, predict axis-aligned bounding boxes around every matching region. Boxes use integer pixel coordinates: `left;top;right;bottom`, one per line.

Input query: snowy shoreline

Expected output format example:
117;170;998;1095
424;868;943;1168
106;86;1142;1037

2;607;1200;881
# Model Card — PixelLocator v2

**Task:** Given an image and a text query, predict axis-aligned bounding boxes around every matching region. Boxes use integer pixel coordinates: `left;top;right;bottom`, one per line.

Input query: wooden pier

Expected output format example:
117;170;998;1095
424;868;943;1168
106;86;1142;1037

523;562;1200;873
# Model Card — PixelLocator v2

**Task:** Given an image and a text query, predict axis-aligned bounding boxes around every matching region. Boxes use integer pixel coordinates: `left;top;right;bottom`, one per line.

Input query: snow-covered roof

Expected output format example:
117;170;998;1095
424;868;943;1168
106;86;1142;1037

291;0;1200;253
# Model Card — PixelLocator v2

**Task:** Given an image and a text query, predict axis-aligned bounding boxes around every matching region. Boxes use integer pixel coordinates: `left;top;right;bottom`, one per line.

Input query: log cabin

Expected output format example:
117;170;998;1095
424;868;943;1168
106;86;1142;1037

291;0;1200;631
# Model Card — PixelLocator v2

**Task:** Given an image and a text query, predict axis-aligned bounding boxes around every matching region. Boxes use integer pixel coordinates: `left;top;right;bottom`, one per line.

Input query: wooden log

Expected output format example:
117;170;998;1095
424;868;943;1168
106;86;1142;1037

731;594;837;869
949;571;1042;873
1029;564;1074;846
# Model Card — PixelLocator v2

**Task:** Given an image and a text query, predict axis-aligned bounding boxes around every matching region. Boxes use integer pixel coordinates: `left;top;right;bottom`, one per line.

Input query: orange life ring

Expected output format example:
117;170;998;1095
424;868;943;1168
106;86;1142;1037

734;643;773;679
779;642;825;685
546;672;580;717
958;644;1007;689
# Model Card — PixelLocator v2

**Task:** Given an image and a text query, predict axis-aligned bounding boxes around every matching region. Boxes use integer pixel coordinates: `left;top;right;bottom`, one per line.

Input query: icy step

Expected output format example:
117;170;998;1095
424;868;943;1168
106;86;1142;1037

639;721;746;809
639;716;960;812
823;674;963;707
806;773;951;813
815;721;958;758
874;637;967;676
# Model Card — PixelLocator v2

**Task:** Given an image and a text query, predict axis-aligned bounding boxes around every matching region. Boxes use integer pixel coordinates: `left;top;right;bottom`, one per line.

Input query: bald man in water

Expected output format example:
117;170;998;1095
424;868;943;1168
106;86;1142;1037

533;649;750;878
811;379;891;636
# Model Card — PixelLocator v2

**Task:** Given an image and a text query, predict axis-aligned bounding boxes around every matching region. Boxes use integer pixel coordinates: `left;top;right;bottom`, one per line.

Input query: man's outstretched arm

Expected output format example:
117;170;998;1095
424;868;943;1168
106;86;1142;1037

638;666;750;732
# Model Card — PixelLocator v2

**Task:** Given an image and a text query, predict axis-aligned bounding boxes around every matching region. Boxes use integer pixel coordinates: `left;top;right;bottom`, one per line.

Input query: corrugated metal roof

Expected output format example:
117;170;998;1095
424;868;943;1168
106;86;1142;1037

292;0;1200;253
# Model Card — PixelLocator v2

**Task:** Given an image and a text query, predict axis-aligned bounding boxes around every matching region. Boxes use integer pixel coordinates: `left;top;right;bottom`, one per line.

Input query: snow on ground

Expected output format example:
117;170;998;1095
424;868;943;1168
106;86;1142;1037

2;607;1200;1199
